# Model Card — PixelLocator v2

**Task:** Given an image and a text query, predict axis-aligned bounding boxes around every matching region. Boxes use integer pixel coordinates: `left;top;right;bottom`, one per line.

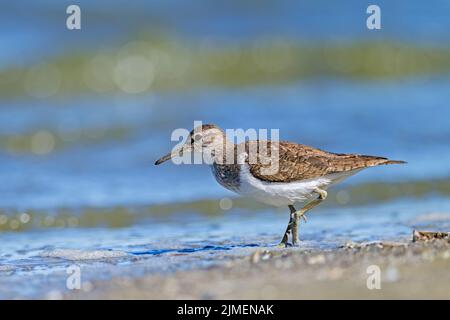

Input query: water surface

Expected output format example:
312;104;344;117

1;1;450;299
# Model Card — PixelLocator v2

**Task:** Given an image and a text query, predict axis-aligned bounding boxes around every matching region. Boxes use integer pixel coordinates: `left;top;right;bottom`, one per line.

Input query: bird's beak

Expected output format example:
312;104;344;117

154;144;189;165
154;151;174;165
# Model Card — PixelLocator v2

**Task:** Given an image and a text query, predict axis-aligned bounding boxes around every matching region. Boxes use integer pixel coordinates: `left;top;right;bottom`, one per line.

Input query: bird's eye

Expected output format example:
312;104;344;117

194;134;202;141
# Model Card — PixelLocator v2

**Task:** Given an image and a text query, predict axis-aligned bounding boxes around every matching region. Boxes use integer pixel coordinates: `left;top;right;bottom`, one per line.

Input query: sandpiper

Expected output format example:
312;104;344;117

155;124;406;246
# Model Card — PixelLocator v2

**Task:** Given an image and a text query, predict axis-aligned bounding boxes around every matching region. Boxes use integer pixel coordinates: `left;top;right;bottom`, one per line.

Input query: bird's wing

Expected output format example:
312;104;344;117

245;141;403;183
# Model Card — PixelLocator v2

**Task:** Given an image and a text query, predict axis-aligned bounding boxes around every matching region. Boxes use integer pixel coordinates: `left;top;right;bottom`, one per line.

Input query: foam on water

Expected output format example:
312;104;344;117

39;249;128;261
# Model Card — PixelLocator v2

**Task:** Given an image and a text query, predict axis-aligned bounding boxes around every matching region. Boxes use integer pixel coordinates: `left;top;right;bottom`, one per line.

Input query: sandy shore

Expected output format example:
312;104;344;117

67;234;450;299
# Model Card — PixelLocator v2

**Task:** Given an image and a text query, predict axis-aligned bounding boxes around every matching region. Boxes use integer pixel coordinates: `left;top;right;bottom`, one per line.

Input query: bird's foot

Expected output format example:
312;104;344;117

277;241;300;248
277;242;289;248
298;212;308;223
291;241;300;247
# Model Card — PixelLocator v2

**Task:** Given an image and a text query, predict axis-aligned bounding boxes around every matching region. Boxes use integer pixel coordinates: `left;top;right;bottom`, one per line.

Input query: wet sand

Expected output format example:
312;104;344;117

67;235;450;300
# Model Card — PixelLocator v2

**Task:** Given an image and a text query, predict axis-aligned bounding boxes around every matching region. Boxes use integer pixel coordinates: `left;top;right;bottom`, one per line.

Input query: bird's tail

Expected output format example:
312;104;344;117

382;159;407;165
358;155;407;167
331;153;406;171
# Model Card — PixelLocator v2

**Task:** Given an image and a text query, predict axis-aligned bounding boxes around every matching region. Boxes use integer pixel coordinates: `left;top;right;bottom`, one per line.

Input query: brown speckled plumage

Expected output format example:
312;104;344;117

244;140;405;183
211;139;405;190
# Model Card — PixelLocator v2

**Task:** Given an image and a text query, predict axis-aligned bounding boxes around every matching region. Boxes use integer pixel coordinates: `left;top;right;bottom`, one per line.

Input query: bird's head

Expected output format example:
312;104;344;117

155;124;227;165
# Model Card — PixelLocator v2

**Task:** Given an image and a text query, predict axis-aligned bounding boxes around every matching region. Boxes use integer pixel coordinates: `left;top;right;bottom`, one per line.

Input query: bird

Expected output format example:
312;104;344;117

155;124;406;247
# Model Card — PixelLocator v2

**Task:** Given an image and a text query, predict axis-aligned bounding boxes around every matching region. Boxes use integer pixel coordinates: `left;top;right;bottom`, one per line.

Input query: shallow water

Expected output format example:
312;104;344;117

2;196;450;299
1;1;450;299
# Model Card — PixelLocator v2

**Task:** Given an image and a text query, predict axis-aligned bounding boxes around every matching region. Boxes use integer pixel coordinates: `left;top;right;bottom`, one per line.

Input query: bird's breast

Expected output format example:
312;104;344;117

211;163;241;192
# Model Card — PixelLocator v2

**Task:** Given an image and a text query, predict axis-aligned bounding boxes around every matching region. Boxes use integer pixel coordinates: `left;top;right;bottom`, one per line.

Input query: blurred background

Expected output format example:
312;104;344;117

1;0;450;298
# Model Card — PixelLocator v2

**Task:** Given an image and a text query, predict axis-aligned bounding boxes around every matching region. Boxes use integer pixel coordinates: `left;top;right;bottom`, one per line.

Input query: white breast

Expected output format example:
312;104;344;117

237;162;360;207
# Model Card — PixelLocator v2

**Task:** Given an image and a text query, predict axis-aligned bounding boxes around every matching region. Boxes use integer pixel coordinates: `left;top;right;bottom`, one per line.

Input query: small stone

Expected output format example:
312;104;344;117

307;254;326;265
251;250;261;264
46;290;63;300
413;230;450;242
261;251;271;261
82;281;94;292
385;266;400;282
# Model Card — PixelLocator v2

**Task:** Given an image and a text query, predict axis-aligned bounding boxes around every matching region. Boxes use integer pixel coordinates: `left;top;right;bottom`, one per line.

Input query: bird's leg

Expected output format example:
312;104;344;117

279;205;297;247
295;189;328;223
291;188;328;246
291;209;300;246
